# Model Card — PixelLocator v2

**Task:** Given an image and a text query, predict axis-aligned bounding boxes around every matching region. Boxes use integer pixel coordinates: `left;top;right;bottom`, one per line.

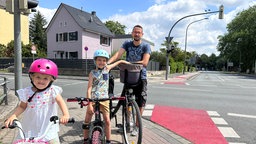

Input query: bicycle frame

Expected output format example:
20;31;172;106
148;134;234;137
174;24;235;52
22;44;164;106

67;97;124;144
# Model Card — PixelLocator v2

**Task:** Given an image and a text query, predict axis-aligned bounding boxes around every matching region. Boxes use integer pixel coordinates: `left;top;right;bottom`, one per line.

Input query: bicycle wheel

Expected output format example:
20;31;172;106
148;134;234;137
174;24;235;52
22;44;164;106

91;127;105;144
122;99;142;144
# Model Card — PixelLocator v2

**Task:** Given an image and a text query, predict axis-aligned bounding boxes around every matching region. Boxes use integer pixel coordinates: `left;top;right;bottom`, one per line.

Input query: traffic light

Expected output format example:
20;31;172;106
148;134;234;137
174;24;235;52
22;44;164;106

219;5;224;19
6;0;14;13
167;45;175;54
19;0;38;14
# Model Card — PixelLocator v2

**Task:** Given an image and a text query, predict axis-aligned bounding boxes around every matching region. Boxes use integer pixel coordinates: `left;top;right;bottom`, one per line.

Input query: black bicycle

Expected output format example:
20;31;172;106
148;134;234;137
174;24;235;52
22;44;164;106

109;63;143;144
67;97;124;144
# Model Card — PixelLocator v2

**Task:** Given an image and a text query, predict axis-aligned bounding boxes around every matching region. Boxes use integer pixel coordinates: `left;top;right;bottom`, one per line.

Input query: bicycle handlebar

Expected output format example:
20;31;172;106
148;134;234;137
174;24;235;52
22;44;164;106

67;97;126;108
2;116;75;129
2;116;75;141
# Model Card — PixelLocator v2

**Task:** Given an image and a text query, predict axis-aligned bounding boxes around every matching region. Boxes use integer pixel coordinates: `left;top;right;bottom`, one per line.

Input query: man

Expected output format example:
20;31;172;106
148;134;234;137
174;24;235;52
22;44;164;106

107;25;151;135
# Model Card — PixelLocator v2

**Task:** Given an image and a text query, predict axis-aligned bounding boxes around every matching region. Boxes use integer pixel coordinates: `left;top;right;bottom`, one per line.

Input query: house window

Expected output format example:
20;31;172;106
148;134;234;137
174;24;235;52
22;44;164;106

63;33;68;41
59;33;63;41
100;35;110;46
56;33;58;42
69;31;78;41
69;51;78;59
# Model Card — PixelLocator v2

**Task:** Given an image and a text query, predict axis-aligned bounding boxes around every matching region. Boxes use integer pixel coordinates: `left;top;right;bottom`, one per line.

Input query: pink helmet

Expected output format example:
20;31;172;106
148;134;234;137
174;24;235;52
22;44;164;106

29;58;58;79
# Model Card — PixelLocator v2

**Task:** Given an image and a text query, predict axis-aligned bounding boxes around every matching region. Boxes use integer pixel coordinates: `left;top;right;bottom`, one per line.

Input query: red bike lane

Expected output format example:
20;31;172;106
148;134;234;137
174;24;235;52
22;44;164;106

151;105;228;144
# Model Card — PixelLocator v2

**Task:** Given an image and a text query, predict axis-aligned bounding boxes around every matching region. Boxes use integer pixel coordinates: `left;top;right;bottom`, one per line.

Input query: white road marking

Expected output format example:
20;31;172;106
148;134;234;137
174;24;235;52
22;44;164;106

61;81;86;86
145;104;154;109
217;76;225;81
211;117;228;125
228;113;256;119
207;111;220;117
229;143;246;144
152;86;212;92
143;104;155;117
218;127;240;138
142;110;153;117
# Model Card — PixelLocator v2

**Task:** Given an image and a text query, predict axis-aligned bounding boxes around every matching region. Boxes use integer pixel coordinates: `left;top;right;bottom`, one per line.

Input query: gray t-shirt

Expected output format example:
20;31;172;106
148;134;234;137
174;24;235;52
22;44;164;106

121;40;151;79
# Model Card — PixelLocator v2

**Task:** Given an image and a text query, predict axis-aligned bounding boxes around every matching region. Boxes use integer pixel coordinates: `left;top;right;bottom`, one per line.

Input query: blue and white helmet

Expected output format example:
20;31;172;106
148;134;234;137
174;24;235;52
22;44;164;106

93;49;109;60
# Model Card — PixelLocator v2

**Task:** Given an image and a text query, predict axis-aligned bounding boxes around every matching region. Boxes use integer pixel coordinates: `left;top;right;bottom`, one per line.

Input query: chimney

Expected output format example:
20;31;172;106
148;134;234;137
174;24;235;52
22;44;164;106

91;11;96;16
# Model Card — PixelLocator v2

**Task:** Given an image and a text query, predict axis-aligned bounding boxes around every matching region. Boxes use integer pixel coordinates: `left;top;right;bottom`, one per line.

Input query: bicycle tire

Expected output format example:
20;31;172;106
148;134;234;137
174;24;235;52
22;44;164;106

91;128;105;144
122;99;142;144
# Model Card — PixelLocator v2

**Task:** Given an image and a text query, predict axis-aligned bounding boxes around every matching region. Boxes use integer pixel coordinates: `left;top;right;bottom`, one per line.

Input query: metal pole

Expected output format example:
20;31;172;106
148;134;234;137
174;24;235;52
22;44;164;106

4;77;8;105
14;0;22;94
183;18;208;74
85;51;87;75
165;10;222;80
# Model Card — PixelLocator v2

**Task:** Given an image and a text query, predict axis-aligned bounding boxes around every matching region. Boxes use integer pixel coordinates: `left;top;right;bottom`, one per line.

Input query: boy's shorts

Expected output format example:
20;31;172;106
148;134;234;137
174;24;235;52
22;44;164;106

93;100;110;114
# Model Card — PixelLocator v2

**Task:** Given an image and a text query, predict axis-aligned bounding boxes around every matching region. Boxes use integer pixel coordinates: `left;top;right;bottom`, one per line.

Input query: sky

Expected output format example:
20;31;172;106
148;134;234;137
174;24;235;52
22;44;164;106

36;0;256;56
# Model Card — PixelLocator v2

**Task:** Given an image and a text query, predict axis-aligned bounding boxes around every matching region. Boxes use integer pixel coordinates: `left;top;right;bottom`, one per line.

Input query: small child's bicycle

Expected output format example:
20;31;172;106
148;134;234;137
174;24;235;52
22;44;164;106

1;116;75;144
67;96;125;144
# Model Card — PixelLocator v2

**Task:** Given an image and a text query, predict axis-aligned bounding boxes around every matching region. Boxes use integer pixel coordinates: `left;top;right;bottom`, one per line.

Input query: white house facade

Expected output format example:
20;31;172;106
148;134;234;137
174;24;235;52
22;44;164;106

46;3;113;59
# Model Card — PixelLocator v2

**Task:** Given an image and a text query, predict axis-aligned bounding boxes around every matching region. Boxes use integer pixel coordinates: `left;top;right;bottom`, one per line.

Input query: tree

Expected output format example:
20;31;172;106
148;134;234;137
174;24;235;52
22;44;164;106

29;11;47;57
217;5;256;72
0;41;36;58
0;44;6;57
105;21;126;35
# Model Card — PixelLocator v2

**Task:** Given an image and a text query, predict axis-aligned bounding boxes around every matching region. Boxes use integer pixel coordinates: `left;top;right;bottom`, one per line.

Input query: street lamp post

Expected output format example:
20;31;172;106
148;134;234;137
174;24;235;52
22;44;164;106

165;5;224;80
183;18;208;74
236;38;242;72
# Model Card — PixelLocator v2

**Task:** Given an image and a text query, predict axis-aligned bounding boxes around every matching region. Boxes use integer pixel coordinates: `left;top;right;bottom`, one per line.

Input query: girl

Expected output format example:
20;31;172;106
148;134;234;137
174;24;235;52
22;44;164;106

4;58;70;144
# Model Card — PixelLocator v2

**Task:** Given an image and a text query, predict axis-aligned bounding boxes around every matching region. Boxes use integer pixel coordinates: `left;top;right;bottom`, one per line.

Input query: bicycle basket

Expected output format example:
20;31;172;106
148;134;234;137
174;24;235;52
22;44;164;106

118;63;143;85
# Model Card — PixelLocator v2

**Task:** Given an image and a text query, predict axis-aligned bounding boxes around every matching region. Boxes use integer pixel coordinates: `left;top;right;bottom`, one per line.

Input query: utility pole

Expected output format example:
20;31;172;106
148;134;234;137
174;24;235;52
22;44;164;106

6;0;39;93
14;0;22;94
165;5;224;80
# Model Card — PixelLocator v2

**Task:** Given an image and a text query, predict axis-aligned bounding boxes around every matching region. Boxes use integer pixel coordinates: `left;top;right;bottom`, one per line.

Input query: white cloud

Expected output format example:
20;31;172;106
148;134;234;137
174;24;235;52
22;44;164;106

38;0;254;56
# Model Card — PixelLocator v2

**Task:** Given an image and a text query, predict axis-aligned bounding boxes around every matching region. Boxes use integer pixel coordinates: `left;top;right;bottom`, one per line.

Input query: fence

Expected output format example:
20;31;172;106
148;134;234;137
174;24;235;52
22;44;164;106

0;76;9;105
0;58;160;71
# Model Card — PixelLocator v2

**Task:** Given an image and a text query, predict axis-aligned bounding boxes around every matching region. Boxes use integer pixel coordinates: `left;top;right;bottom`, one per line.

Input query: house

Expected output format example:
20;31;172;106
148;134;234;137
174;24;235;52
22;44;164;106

0;0;29;46
112;34;155;53
46;3;113;59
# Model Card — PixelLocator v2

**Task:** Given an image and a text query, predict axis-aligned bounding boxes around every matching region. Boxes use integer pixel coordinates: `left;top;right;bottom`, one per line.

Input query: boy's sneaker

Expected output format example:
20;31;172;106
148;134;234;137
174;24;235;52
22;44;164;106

83;138;89;144
131;127;138;136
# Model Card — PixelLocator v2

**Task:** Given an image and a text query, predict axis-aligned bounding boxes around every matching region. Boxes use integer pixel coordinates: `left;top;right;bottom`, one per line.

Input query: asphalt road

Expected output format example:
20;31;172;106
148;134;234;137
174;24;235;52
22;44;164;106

148;71;256;144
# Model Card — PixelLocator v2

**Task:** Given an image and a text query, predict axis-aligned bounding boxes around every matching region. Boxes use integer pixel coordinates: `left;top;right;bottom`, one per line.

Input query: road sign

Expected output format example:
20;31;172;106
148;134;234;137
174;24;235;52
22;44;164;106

84;46;88;51
31;45;36;54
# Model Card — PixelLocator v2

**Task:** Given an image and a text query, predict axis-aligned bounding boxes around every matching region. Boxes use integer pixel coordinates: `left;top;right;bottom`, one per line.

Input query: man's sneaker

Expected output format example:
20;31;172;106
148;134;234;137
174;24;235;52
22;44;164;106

131;127;138;136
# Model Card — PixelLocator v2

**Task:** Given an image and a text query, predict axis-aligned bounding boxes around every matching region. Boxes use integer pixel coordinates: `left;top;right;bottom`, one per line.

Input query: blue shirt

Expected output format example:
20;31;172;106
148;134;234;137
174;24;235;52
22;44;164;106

121;40;151;79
